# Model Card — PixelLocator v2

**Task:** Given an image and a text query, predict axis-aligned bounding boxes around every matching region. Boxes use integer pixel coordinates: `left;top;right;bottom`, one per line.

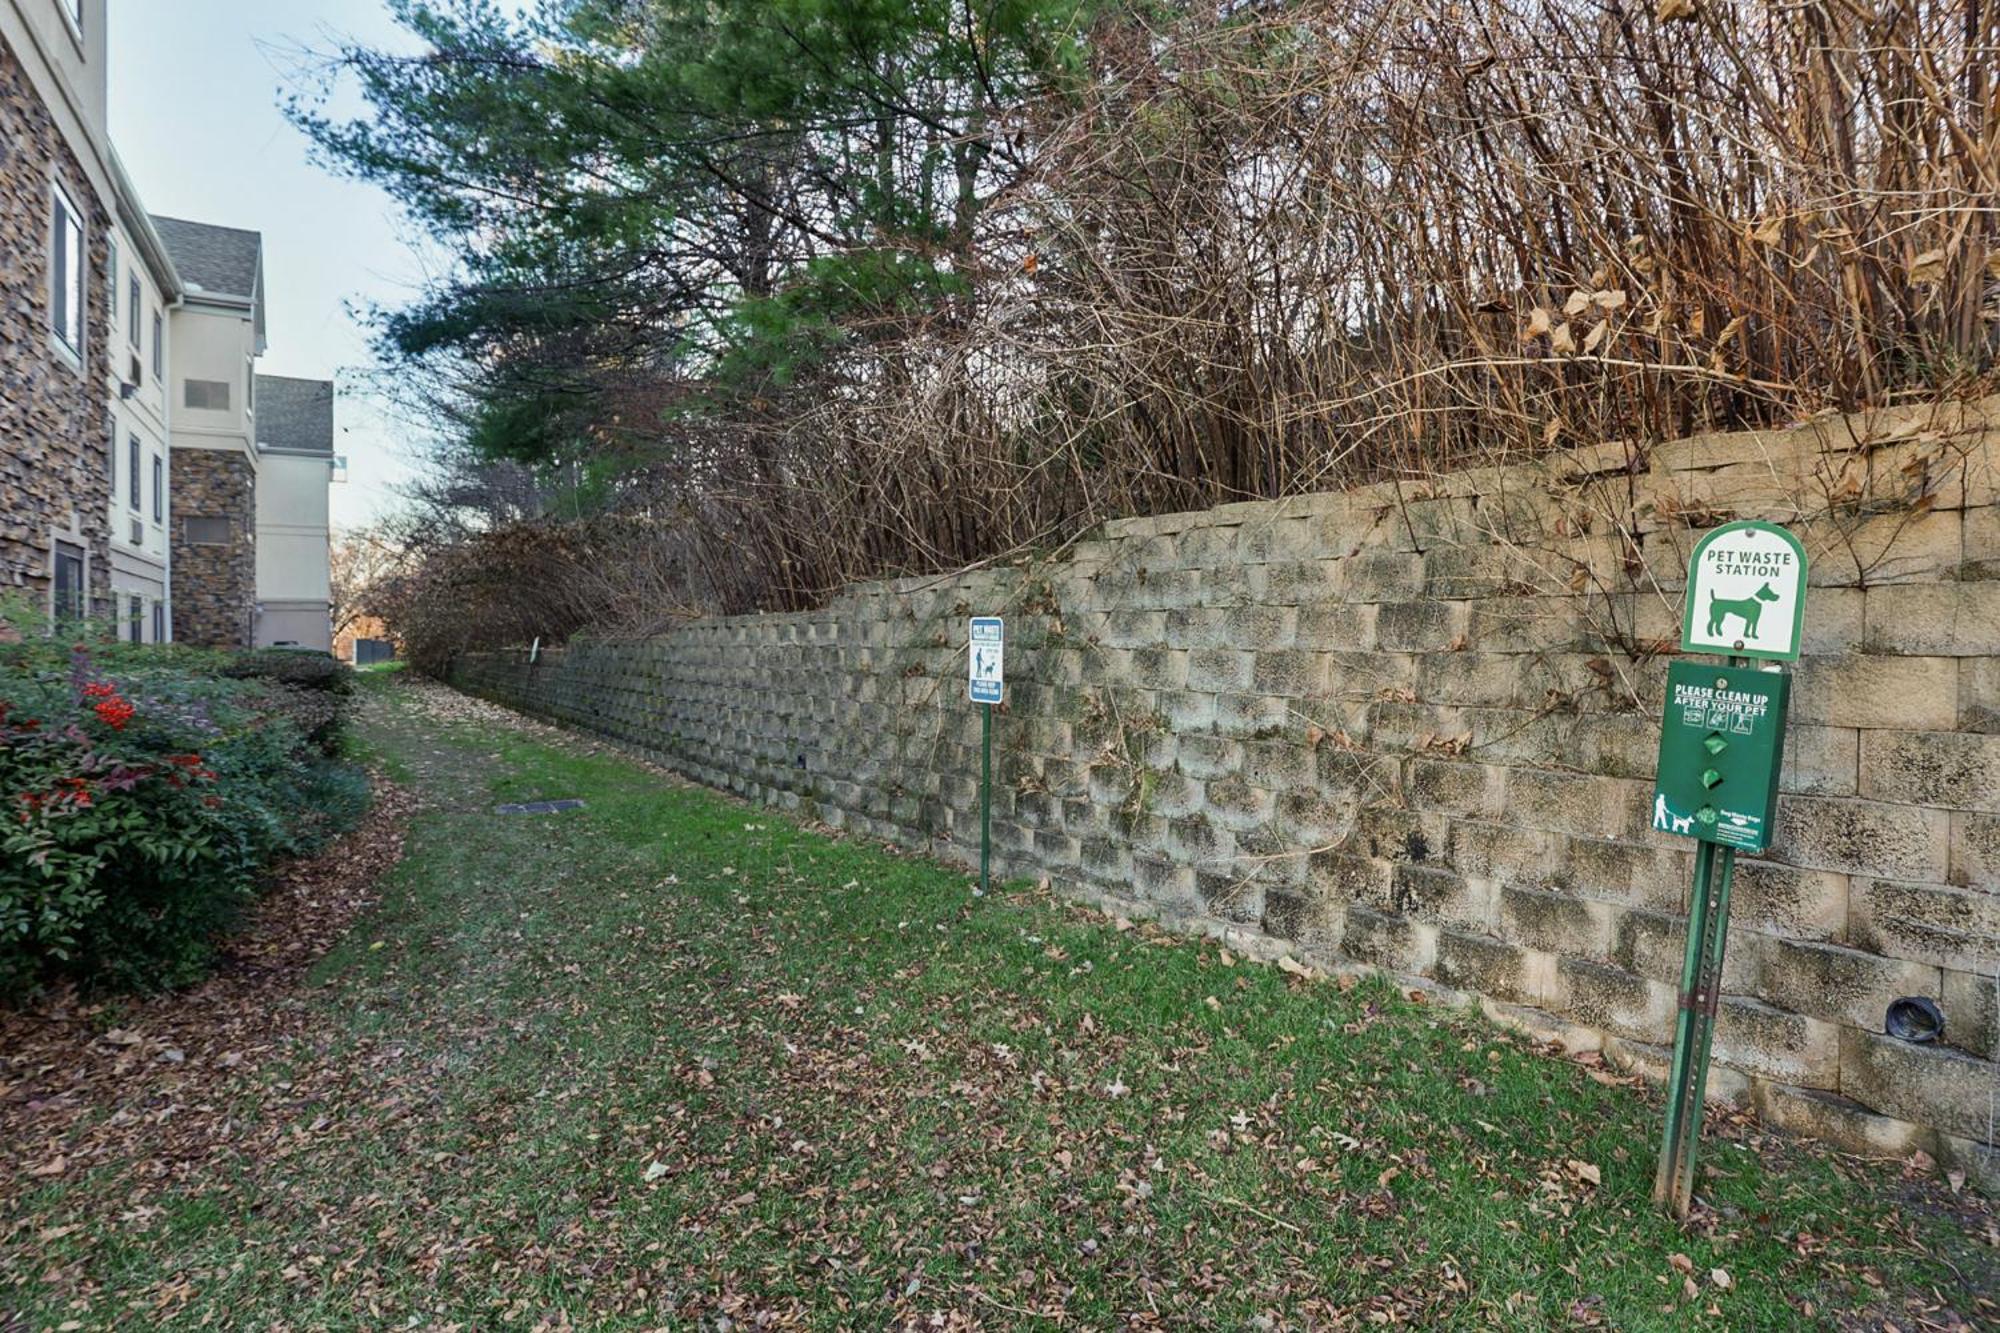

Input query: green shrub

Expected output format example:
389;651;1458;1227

223;648;355;695
222;650;356;755
0;643;369;997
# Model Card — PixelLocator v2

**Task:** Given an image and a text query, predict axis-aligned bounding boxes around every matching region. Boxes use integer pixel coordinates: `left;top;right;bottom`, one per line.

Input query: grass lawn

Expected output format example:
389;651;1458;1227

4;675;1993;1330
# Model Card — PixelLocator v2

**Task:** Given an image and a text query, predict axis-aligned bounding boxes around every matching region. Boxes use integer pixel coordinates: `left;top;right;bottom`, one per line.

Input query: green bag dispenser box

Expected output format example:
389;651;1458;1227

1650;660;1789;853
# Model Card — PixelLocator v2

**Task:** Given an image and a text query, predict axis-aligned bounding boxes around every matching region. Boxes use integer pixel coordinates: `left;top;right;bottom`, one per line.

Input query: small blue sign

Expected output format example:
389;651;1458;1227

968;617;1004;704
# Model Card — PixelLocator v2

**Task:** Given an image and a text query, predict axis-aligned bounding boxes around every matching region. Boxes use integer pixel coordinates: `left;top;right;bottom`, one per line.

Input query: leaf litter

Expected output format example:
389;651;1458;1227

1;676;1993;1331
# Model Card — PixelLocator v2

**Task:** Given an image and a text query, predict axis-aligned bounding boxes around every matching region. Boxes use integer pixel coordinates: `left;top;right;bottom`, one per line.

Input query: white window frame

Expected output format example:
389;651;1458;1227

152;453;164;523
151;308;163;378
58;0;83;44
48;177;85;366
128;275;141;349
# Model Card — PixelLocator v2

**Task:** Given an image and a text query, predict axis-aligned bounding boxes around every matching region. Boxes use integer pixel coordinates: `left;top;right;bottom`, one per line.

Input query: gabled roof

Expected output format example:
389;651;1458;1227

151;215;262;302
255;375;335;456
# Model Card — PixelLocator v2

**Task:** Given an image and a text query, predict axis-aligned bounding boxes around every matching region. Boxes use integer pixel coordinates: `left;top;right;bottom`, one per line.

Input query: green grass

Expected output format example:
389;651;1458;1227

3;676;1991;1329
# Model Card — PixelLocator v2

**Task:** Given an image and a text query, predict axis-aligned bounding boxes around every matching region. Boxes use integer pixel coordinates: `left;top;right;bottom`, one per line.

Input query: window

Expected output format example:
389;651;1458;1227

152;599;165;644
246;364;256;412
151;309;163;377
127;436;140;509
185;379;229;411
50;180;84;359
127;596;144;644
152;454;164;522
60;0;83;36
107;237;117;321
183;517;231;546
128;276;141;349
53;543;85;621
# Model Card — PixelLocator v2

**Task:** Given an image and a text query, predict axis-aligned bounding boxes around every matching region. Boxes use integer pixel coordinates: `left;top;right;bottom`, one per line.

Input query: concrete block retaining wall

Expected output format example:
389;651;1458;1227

452;399;2000;1176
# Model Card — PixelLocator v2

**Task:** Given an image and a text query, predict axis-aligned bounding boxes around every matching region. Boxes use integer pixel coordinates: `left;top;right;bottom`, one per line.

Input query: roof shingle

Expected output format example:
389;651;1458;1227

151;215;262;300
255;375;335;456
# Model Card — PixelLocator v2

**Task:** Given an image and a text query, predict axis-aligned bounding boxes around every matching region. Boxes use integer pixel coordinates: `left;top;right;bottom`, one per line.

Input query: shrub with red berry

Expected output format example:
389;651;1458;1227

1;641;368;995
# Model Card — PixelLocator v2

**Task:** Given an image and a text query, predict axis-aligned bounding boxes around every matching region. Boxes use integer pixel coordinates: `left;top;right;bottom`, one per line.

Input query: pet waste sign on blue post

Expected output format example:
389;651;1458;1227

1651;519;1807;1220
968;618;1004;704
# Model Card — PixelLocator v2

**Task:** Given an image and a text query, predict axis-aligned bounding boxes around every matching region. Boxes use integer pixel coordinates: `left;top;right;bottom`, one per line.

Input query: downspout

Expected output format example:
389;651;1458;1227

161;287;182;644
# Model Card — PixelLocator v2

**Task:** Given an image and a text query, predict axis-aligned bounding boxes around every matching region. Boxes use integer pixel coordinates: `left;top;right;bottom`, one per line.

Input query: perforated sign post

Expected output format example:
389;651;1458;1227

969;617;1003;894
1652;522;1807;1219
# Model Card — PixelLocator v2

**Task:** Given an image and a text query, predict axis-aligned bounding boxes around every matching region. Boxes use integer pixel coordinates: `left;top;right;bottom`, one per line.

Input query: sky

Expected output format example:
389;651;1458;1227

107;0;445;532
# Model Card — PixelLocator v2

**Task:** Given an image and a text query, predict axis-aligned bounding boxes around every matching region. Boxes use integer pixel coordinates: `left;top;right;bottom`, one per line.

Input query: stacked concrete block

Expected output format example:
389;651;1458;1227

452;397;2000;1166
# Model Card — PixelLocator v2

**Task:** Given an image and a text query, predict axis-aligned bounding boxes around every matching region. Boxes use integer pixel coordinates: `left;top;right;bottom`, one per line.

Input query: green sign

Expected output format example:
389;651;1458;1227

1680;521;1808;662
1652;660;1788;850
1655;521;1806;1218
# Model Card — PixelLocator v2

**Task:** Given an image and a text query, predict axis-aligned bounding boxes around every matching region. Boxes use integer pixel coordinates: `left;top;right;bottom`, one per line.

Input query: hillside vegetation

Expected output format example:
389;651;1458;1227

298;0;2000;664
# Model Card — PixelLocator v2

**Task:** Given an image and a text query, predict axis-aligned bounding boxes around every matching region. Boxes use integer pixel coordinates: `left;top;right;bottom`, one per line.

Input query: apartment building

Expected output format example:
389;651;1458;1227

253;374;335;651
155;215;265;649
105;153;177;641
0;0;112;621
1;0;336;650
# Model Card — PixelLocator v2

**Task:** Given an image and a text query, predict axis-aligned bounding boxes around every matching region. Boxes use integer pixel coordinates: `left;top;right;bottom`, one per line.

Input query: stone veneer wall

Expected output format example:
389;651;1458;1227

452;400;2000;1179
0;37;110;613
169;450;255;649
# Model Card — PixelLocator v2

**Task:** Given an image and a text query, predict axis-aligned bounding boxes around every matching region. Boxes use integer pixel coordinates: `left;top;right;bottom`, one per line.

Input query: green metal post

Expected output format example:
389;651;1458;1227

979;701;992;895
1656;838;1713;1213
1655;836;1739;1218
1679;844;1735;1209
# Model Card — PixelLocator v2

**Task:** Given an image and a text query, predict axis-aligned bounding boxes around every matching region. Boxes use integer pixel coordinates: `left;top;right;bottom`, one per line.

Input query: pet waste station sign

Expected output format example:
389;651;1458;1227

1680;520;1807;661
1650;520;1806;1220
968;617;1004;704
968;617;1004;895
1651;664;1788;852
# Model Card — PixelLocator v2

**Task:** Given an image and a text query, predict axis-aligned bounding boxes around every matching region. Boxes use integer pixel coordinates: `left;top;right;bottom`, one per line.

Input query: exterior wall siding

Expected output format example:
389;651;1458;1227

0;35;110;617
168;449;254;649
452;400;2000;1182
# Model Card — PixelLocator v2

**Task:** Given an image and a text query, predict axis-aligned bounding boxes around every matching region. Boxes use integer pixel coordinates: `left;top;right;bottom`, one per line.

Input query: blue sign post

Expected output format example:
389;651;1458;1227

968;617;1003;893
